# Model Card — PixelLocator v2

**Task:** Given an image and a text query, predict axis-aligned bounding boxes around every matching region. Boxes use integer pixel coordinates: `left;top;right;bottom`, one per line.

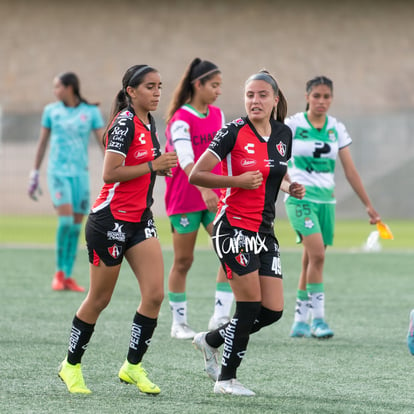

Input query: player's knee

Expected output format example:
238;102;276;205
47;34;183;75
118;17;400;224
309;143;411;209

271;309;283;323
90;293;113;313
311;250;325;268
261;307;283;325
174;255;194;274
250;307;283;333
152;290;164;308
146;288;164;310
58;215;74;231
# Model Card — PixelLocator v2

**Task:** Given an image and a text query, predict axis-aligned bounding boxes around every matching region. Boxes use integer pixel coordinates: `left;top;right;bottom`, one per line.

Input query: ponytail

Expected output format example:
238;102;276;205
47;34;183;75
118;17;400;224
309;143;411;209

108;89;129;124
275;89;287;122
103;65;158;146
165;58;220;123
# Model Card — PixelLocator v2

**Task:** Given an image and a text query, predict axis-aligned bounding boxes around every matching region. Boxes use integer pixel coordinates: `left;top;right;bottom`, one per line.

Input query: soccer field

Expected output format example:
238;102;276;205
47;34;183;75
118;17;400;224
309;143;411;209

1;242;414;413
1;216;413;251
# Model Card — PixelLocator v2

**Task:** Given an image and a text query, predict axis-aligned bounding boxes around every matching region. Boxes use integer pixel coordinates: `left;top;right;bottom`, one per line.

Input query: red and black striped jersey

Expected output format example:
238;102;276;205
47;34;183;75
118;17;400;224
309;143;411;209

92;107;161;222
208;116;292;233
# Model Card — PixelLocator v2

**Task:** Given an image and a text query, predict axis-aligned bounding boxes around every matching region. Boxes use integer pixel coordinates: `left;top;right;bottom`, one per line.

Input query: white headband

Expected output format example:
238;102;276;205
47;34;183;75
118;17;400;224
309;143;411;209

129;66;152;85
191;68;219;84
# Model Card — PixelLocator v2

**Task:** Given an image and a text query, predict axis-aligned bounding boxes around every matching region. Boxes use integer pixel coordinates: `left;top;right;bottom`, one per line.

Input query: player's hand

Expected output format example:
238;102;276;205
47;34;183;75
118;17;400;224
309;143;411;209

153;152;178;172
237;170;263;189
289;182;306;199
157;169;173;177
199;188;219;212
28;170;42;201
366;206;380;225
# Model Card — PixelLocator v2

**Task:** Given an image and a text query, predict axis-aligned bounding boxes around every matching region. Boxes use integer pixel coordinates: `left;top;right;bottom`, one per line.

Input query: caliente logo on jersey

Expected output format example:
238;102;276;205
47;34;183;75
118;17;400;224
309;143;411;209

134;149;148;159
241;159;257;167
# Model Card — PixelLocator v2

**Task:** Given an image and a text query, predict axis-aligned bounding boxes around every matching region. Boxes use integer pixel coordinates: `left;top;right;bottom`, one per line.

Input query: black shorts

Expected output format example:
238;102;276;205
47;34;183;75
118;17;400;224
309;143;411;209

212;217;282;279
85;207;158;266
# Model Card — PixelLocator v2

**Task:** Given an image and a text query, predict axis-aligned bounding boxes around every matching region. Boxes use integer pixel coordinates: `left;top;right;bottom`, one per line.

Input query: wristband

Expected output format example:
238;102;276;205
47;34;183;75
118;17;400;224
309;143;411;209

148;161;154;173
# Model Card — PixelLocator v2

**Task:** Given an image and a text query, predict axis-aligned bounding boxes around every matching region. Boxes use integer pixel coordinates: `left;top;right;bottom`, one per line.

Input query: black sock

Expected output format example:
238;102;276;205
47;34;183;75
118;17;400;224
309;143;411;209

206;323;229;348
219;301;261;381
127;312;157;365
67;315;95;365
206;307;283;346
250;307;283;334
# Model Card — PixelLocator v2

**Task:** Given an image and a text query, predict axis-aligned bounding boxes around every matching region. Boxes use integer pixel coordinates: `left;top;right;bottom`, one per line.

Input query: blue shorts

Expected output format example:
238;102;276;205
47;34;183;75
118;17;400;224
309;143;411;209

47;173;90;214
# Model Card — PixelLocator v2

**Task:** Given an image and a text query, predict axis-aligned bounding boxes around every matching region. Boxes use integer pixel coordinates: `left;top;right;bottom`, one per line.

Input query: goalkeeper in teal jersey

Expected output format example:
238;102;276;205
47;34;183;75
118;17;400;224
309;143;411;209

28;72;105;292
285;76;380;339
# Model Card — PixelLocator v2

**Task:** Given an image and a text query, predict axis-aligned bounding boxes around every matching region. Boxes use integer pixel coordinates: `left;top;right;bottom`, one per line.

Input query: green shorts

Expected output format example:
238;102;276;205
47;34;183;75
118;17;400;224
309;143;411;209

169;210;216;234
285;197;335;246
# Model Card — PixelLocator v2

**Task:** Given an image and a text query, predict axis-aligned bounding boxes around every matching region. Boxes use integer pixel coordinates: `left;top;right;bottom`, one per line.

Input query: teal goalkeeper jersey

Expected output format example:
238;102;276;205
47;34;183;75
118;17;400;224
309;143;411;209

285;112;352;203
41;101;104;176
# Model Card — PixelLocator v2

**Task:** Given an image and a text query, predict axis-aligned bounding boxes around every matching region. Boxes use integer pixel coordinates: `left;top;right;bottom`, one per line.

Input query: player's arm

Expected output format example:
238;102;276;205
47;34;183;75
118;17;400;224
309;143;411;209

190;123;263;190
189;150;262;190
93;127;106;155
339;146;380;223
103;118;177;183
171;119;219;211
28;126;50;200
280;172;306;199
103;151;177;183
180;162;218;212
32;126;51;170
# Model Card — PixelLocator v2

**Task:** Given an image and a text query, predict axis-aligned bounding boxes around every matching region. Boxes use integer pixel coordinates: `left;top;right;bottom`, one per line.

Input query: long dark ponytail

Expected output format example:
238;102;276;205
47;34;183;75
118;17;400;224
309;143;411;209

103;65;158;145
165;58;220;123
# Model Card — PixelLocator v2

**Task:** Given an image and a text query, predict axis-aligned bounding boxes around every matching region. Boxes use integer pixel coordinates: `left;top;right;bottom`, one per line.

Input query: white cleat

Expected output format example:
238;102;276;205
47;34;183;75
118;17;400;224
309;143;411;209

208;315;230;330
214;379;255;396
171;323;196;340
192;332;220;381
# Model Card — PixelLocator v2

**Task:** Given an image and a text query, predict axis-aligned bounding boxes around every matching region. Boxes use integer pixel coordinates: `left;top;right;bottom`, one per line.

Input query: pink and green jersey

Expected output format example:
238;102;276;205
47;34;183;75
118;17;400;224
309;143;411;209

165;104;224;216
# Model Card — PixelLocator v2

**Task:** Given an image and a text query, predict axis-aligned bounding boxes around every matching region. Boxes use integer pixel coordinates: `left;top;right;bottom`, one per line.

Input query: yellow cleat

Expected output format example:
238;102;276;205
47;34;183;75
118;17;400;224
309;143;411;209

118;360;160;395
58;358;92;394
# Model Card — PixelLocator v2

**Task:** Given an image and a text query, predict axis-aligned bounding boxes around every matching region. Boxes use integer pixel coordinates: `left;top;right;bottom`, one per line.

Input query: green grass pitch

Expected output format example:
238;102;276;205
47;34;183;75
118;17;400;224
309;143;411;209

0;216;414;413
1;215;413;250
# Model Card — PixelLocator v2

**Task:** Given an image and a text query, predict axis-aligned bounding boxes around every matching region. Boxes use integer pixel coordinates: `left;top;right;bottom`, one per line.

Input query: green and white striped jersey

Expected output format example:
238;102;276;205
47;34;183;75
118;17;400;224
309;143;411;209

285;112;352;204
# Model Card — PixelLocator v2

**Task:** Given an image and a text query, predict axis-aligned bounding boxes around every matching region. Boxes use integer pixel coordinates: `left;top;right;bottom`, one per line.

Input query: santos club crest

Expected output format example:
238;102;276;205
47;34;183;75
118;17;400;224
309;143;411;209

276;141;286;156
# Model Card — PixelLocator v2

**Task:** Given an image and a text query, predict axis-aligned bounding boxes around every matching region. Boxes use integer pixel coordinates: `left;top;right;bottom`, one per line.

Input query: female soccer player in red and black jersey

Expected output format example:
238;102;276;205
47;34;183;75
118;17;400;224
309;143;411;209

190;70;305;396
57;65;177;395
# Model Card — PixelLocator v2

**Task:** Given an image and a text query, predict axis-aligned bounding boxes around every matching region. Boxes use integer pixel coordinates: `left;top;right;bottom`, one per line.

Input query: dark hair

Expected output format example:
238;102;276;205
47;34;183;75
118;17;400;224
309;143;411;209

108;65;158;122
165;58;220;123
245;70;287;122
305;76;333;110
103;65;158;145
58;72;95;105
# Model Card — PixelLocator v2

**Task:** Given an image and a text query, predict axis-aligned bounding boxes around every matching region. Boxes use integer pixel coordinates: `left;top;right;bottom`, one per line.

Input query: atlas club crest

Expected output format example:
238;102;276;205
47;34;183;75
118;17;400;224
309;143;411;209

276;141;286;156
